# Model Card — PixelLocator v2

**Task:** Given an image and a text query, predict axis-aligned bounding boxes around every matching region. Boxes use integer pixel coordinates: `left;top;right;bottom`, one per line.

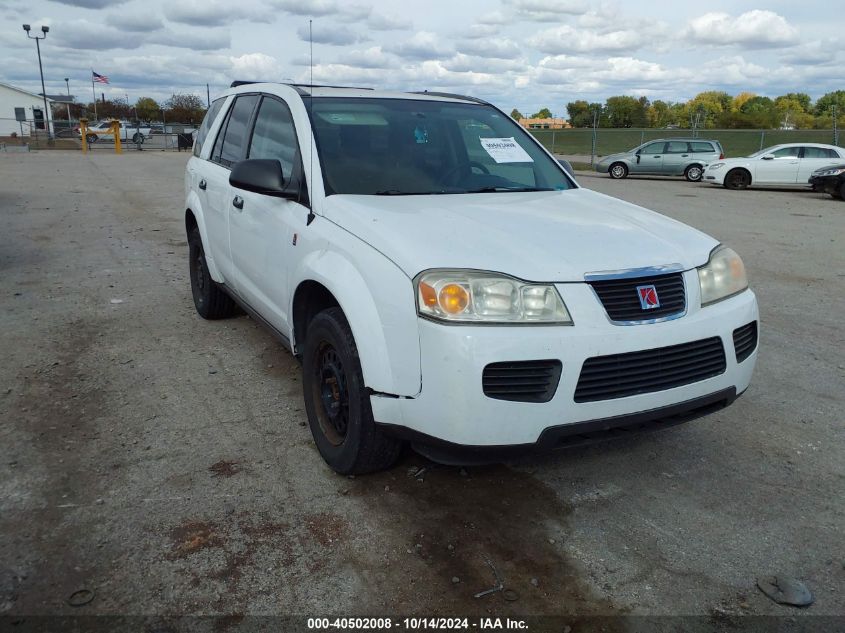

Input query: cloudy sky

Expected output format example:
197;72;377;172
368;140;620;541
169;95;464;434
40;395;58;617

1;0;842;114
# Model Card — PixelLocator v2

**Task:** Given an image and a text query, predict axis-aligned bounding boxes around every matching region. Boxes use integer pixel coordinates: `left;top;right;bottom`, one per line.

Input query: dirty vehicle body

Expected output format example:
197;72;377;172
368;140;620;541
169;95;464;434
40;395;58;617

184;83;758;473
595;138;724;182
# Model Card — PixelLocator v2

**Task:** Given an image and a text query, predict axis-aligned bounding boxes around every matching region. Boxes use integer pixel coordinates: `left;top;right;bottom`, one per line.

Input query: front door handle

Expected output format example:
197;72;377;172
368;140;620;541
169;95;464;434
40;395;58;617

681;154;689;157
199;179;207;190
232;196;244;210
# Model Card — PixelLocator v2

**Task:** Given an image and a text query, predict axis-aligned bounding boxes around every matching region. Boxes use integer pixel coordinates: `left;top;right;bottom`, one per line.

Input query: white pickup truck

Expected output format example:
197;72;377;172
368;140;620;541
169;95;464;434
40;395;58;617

85;120;151;144
185;82;758;474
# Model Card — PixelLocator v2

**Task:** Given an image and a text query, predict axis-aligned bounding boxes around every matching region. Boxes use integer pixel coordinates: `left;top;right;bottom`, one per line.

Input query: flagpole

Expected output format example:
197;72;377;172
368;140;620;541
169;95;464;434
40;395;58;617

91;70;97;121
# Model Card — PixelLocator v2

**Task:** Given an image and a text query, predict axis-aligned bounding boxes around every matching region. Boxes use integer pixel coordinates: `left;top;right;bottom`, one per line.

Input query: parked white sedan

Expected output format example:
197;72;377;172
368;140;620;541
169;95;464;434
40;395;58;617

703;143;845;190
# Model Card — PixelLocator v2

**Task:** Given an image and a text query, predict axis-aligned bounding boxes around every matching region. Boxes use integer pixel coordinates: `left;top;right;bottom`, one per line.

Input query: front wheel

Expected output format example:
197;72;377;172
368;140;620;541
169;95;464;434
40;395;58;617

302;307;403;475
86;134;97;144
132;132;145;144
724;169;750;190
836;182;845;200
188;227;239;319
608;162;628;179
684;164;703;182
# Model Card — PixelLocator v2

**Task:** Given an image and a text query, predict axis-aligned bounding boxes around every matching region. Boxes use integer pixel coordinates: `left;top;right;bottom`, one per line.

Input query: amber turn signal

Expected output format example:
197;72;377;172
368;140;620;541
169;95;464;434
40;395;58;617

438;284;469;314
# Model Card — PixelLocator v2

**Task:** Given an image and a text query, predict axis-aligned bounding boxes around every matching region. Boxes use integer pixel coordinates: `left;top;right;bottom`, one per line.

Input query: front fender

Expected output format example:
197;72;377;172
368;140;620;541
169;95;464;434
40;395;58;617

291;247;421;398
185;190;224;283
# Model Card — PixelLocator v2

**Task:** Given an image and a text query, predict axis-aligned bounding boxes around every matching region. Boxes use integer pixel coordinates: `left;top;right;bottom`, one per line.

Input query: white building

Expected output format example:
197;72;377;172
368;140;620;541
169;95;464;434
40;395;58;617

0;81;54;136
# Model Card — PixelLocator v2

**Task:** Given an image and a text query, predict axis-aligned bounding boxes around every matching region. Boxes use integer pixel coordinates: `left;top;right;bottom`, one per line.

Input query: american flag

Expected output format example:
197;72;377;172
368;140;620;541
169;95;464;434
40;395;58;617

92;71;109;84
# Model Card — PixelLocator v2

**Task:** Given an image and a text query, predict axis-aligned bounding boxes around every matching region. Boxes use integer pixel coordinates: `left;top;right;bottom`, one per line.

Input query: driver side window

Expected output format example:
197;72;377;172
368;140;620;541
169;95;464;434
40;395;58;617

641;142;666;154
771;147;800;159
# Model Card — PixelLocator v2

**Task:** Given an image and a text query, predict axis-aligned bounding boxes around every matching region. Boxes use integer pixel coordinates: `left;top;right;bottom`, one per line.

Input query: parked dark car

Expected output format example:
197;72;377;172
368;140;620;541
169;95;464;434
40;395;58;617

808;164;845;200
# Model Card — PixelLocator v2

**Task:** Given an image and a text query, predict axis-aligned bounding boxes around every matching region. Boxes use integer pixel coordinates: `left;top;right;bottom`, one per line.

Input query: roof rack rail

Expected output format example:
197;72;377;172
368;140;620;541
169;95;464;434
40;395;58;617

230;80;259;87
410;91;489;105
289;83;374;92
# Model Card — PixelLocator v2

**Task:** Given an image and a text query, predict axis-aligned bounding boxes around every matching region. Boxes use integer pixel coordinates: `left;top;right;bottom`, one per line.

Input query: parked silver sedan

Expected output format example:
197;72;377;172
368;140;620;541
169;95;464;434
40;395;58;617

596;138;724;182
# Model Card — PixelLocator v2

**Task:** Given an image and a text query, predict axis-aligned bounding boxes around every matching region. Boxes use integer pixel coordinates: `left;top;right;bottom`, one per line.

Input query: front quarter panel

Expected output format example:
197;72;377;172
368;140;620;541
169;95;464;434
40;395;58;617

290;219;421;397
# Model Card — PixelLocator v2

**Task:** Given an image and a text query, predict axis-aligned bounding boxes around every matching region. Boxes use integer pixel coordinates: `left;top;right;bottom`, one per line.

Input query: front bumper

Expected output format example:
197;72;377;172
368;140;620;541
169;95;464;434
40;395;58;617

594;162;610;174
809;175;842;194
703;169;726;185
371;274;758;449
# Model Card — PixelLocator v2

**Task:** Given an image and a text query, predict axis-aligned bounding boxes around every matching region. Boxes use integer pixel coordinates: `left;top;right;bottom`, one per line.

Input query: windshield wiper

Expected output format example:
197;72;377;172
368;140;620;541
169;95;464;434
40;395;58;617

463;186;555;193
375;189;462;195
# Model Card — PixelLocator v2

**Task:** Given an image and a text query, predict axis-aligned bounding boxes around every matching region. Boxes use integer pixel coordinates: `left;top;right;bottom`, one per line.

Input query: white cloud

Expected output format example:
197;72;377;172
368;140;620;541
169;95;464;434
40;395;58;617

273;0;370;21
387;31;453;60
105;12;164;32
48;0;129;7
528;24;646;54
506;0;588;21
230;52;284;81
685;10;798;48
366;12;411;31
340;46;399;69
296;24;368;46
458;38;521;60
164;0;269;26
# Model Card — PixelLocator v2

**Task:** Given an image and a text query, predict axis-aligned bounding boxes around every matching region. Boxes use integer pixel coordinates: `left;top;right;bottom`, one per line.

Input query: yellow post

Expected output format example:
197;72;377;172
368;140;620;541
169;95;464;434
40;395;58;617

111;119;122;154
80;118;88;154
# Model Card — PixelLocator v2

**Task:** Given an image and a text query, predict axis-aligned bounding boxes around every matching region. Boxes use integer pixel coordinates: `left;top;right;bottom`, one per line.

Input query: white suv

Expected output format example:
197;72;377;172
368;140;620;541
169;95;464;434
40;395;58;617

185;83;759;474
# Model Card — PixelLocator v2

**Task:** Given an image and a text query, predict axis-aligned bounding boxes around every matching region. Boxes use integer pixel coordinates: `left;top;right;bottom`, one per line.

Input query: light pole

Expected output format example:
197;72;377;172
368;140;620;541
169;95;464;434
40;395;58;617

22;24;51;139
64;77;71;123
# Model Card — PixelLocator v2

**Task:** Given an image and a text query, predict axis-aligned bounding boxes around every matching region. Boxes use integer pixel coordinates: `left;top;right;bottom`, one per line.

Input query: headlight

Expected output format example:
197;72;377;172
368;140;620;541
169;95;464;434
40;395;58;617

415;270;573;324
819;167;845;176
708;163;725;170
697;245;748;306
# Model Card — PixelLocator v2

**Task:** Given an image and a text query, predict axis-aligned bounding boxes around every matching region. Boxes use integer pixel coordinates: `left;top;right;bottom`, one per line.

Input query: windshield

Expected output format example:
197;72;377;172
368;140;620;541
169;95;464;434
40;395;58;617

307;97;575;195
746;146;782;158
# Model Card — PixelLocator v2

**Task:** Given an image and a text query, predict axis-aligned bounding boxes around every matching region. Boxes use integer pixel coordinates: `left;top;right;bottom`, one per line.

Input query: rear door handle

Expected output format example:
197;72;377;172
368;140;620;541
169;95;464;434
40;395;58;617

232;196;244;210
199;179;207;190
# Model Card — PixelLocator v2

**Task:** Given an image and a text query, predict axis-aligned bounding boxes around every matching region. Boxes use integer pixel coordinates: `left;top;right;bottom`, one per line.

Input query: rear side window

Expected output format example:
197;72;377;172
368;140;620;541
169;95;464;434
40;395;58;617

248;97;299;179
213;94;260;168
193;98;226;158
802;147;838;159
690;142;715;153
665;141;690;154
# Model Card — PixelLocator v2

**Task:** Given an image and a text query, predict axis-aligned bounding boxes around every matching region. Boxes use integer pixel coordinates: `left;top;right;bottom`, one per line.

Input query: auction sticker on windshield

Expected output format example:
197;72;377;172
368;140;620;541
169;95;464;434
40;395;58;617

479;137;533;163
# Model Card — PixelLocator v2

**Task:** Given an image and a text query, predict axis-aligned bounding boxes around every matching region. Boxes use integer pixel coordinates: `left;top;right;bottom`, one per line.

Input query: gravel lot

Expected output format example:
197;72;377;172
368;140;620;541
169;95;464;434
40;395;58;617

1;151;843;627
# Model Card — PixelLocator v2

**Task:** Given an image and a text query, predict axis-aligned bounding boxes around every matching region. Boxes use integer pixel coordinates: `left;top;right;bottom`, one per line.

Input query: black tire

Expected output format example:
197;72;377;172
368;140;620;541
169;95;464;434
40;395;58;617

724;169;751;190
608;162;628;179
684;164;704;182
302;307;403;475
86;134;97;144
132;132;144;144
838;182;845;200
188;227;239;319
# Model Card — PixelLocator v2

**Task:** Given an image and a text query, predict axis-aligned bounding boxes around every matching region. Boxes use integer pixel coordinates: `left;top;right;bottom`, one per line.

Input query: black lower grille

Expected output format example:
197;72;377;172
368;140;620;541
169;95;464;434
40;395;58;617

483;360;562;403
574;337;726;402
589;272;686;322
733;321;758;363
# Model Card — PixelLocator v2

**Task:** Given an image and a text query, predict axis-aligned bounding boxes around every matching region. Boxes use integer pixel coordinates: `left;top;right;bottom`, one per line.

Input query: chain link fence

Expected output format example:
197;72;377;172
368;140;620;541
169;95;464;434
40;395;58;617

0;118;197;152
529;128;842;163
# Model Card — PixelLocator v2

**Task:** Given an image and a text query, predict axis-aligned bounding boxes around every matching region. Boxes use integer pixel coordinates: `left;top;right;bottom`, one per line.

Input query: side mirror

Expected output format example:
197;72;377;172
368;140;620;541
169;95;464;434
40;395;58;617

761;154;775;160
557;158;574;176
230;159;296;198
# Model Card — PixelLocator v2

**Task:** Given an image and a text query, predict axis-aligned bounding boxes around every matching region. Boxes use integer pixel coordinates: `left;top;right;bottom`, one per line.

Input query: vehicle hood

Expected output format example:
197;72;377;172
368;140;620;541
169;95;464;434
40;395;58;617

597;152;631;163
321;189;717;281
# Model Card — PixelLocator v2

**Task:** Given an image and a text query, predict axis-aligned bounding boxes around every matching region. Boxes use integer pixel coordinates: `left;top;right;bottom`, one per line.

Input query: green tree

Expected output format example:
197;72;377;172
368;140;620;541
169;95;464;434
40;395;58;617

603;95;648;128
646;100;674;127
135;97;160;121
566;100;592;127
165;93;206;124
814;90;845;116
686;91;732;128
531;107;553;119
510;108;523;120
775;93;811;113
